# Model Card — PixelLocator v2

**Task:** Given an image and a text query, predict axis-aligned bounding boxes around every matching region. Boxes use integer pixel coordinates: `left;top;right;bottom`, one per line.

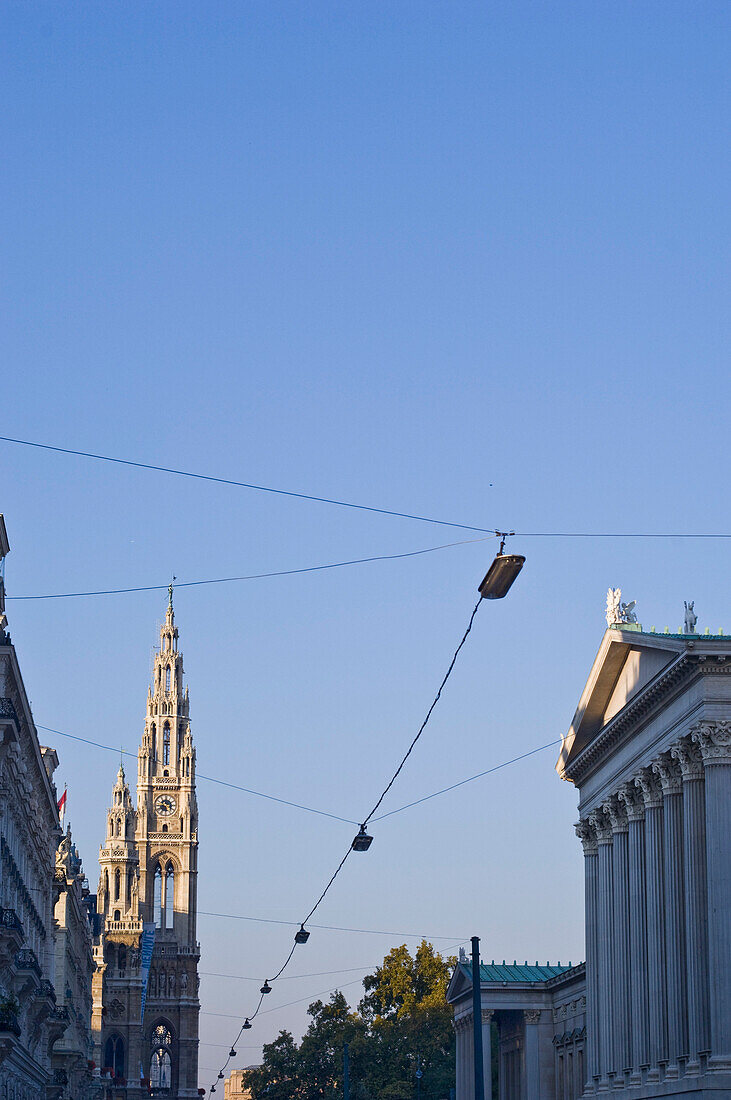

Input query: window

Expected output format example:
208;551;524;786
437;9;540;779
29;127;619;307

114;868;121;900
104;1035;125;1079
165;865;174;929
165;666;171;692
153;865;162;928
150;1024;173;1092
163;723;170;766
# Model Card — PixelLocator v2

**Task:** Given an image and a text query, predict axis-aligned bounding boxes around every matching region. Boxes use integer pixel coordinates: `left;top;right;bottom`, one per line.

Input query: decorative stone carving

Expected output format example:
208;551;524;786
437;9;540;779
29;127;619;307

481;1009;494;1024
588;807;612;843
670;737;704;780
684;601;698;634
575;819;598;854
691;721;731;765
606;589;637;626
652;752;683;795
524;1009;541;1023
602;794;629;833
617;782;645;821
635;767;663;808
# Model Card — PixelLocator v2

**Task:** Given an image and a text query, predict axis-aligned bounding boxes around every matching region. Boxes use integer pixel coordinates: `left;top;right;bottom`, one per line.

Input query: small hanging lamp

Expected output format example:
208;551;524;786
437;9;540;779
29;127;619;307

218;1073;224;1080
295;924;310;944
260;980;272;995
243;1019;252;1030
352;825;373;852
228;1048;237;1058
211;1088;216;1094
478;533;525;600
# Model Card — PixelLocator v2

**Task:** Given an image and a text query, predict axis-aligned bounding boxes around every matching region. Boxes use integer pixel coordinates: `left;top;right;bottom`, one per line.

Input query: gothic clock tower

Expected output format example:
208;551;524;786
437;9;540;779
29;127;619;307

92;591;200;1100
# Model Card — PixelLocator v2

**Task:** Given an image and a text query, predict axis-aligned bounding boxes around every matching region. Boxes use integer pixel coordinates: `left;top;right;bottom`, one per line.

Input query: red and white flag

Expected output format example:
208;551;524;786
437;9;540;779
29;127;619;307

57;787;67;824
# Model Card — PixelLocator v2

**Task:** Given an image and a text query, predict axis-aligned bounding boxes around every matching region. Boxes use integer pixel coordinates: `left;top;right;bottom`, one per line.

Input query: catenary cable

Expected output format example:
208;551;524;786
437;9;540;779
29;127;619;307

198;912;466;940
0;435;492;533
204;597;484;1094
3;435;731;539
6;535;491;600
35;724;358;825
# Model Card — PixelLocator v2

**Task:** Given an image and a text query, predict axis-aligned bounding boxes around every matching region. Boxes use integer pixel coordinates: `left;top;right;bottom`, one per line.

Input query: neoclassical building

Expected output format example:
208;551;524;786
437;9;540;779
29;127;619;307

52;827;96;1099
447;958;586;1100
92;593;200;1100
558;618;731;1097
0;516;75;1100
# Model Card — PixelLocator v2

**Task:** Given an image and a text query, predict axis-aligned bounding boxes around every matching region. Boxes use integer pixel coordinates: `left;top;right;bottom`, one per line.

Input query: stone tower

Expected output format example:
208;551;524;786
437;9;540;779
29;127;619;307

92;592;200;1100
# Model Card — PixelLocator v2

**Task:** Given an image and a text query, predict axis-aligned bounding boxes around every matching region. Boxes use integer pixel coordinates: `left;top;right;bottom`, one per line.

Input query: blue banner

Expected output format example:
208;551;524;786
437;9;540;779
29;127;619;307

139;922;156;1023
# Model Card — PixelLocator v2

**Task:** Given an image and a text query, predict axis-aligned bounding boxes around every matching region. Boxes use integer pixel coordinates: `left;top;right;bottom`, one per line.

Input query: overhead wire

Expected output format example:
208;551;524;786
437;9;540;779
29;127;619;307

0;435;492;533
35;723;358;825
6;535;492;601
203;596;484;1095
3;434;731;538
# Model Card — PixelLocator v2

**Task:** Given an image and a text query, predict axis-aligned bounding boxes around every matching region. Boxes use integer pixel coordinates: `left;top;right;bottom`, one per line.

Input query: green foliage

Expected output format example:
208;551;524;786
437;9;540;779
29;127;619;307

243;943;456;1100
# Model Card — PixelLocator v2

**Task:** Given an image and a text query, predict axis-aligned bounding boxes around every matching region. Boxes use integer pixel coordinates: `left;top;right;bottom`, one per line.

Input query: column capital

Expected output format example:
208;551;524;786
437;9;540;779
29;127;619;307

575;818;598;854
602;793;629;833
617;781;645;821
524;1009;541;1023
691;720;731;766
635;767;663;809
588;807;613;844
481;1009;494;1024
670;737;704;781
652;752;683;796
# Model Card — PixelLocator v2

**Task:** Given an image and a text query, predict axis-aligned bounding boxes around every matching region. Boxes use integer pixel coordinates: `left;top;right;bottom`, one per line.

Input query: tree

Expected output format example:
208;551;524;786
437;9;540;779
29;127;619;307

244;943;455;1100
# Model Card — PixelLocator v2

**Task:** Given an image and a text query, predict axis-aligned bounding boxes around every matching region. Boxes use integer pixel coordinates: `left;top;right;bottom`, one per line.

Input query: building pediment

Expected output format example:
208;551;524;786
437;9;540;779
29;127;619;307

556;628;688;781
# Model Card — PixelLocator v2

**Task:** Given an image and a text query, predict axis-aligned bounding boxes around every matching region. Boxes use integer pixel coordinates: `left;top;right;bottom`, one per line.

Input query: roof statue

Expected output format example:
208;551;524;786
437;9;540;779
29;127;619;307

684;600;698;635
606;587;637;627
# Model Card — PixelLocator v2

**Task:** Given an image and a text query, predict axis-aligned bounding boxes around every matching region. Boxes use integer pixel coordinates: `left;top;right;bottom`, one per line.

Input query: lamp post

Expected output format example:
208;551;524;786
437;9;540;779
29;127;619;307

471;937;485;1100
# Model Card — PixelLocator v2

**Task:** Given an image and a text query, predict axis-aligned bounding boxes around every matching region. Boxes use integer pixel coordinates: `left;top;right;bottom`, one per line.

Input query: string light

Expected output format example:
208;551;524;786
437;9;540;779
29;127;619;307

204;586;490;1096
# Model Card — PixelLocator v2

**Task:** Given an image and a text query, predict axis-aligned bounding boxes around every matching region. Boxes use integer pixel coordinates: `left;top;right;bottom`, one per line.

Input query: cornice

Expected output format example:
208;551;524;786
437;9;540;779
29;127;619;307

563;654;692;785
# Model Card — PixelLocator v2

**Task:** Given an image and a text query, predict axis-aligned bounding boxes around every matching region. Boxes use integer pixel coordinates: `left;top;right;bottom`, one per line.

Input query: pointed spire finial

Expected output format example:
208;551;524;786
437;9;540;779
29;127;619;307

168;575;176;612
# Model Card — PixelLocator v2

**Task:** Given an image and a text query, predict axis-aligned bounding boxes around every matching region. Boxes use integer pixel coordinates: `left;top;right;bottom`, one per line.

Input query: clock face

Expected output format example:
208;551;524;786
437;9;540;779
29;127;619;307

155;795;176;817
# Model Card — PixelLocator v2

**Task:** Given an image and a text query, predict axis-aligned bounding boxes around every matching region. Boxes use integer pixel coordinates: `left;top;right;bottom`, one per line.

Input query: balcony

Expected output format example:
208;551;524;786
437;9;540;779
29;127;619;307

0;1004;21;1038
0;910;23;973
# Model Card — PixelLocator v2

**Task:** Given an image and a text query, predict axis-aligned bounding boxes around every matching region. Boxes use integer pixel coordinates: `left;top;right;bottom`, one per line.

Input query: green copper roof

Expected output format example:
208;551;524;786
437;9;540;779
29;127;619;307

461;961;574;983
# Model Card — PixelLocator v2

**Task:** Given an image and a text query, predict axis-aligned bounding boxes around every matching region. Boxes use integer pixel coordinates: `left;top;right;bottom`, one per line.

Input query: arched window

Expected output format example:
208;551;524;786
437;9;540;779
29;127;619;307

150;1023;173;1091
153;864;162;928
104;1034;125;1078
165;666;171;692
118;944;127;974
114;868;121;900
165;864;174;930
116;818;121;836
162;723;170;766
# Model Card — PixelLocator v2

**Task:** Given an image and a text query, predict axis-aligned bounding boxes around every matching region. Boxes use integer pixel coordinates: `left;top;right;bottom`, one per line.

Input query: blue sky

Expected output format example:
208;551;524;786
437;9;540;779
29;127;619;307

3;0;730;1079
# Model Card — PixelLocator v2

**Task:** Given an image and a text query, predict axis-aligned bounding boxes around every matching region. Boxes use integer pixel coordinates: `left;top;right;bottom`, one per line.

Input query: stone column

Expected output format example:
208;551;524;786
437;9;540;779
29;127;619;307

617;782;648;1081
604;795;630;1082
453;1017;463;1100
671;737;709;1072
692;721;731;1072
653;753;687;1077
576;819;599;1093
524;1010;542;1100
482;1010;494;1100
635;769;666;1079
589;808;613;1087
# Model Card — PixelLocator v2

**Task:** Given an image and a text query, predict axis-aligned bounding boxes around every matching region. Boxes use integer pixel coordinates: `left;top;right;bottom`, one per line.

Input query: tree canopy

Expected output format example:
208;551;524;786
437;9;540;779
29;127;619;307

243;942;456;1100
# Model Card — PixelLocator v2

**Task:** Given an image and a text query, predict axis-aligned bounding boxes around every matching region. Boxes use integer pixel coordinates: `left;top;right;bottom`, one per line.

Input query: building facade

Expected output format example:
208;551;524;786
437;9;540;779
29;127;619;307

52;827;96;1100
222;1070;251;1100
92;593;200;1100
0;515;72;1100
447;959;586;1100
558;620;731;1098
